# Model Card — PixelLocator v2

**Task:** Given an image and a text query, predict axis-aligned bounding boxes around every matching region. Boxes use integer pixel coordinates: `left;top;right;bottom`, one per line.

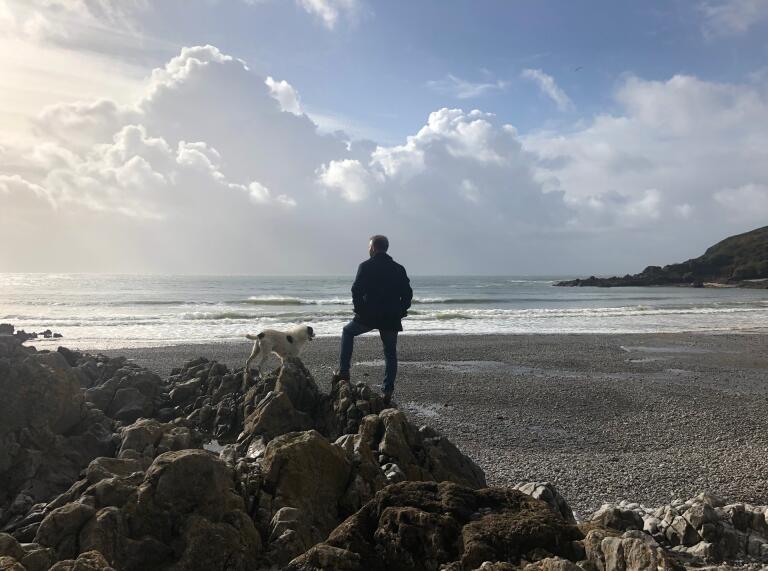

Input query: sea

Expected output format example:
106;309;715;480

1;273;767;350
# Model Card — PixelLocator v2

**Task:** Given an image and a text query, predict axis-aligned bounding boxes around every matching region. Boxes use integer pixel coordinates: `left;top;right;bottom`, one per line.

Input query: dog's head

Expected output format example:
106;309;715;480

305;325;315;340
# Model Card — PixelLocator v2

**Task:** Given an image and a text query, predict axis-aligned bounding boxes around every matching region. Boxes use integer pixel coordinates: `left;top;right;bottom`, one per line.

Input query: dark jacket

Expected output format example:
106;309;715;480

352;252;413;331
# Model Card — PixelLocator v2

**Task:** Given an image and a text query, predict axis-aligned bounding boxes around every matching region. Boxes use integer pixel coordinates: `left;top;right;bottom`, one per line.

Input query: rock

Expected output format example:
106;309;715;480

287;544;362;570
376;408;486;488
515;482;576;524
523;557;581;570
267;507;317;567
0;556;25;571
0;535;23;561
590;504;644;532
21;547;55;571
49;550;115;570
287;481;582;571
35;502;96;559
243;391;312;443
82;449;261;570
169;378;201;405
117;418;201;460
84;369;162;423
585;529;682;571
275;358;321;413
262;430;353;544
666;514;700;547
683;502;719;530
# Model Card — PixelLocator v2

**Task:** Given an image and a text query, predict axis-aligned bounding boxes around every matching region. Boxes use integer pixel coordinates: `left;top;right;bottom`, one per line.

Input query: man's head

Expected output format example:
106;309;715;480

369;234;389;257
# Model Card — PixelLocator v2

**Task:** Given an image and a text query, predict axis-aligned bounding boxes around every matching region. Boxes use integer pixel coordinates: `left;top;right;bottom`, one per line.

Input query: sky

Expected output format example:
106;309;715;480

0;0;767;275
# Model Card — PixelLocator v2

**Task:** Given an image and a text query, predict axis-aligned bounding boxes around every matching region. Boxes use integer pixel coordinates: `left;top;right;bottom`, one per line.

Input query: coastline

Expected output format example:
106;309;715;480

101;331;768;516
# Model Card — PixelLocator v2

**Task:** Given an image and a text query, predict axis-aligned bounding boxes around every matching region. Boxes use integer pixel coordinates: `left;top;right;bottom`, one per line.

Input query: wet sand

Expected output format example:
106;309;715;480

103;332;768;517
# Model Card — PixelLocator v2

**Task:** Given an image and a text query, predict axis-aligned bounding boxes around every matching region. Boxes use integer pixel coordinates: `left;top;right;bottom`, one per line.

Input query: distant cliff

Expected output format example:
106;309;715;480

556;225;768;288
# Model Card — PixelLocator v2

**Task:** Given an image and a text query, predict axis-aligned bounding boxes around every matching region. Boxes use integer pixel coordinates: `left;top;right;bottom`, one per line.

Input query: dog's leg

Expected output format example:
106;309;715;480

256;350;270;376
244;342;261;385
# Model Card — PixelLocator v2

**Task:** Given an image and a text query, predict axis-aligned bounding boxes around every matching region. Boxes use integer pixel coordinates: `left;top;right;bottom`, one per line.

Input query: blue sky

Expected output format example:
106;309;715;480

128;0;768;142
0;0;767;274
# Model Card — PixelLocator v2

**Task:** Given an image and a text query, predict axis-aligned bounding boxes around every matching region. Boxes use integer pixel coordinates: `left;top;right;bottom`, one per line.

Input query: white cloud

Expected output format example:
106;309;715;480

265;76;303;115
296;0;361;29
521;68;574;112
318;108;571;241
318;159;377;202
700;0;768;36
0;0;148;45
3;42;768;274
714;183;768;222
427;74;508;99
523;73;768;259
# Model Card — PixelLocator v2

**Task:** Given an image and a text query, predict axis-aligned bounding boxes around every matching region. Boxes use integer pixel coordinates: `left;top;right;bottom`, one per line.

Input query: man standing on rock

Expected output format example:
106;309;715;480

334;235;413;406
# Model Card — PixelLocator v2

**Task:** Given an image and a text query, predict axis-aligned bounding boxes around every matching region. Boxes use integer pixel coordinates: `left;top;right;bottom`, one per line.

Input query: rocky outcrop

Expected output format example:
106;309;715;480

555;224;768;287
0;336;115;533
589;494;768;567
286;481;584;571
29;449;261;571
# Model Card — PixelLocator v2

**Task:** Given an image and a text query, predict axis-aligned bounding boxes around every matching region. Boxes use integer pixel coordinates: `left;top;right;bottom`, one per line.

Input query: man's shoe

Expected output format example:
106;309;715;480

333;370;350;383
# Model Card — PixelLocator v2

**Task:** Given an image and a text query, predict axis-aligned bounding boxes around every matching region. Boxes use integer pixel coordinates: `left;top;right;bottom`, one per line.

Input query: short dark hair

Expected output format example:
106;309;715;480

370;234;389;252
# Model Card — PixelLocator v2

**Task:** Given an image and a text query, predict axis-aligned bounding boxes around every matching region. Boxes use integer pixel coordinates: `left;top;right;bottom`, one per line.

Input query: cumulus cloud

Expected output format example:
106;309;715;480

521;68;574;112
427;74;509;99
700;0;768;37
3;42;768;274
317;108;572;244
265;76;303;115
523;73;768;263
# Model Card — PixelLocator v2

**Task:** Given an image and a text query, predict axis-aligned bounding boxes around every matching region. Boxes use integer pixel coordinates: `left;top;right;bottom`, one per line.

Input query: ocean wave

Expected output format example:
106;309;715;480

413;297;495;304
181;310;349;321
434;312;472;320
242;296;352;306
242;296;500;306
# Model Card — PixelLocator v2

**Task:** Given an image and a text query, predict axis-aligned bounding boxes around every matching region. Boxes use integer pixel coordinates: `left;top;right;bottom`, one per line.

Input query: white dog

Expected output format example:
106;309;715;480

244;324;315;377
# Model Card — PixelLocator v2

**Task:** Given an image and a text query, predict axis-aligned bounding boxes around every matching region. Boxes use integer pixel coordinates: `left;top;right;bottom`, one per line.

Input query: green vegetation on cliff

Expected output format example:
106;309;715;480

556;225;768;287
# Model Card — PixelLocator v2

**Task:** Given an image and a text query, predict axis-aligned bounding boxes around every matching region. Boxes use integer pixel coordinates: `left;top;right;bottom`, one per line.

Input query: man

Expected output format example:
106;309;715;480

335;235;413;405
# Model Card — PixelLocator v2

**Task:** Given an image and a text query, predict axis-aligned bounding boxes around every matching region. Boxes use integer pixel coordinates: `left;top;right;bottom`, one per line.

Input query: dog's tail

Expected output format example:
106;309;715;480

245;333;260;340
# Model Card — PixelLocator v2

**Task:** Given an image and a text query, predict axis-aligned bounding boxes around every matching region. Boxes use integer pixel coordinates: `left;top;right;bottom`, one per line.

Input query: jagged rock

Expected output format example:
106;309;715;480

287;544;362;570
0;339;115;531
522;557;581;570
275;358;321;413
584;528;683;571
267;507;318;567
0;556;25;571
317;375;385;439
82;449;261;570
48;550;115;570
243;391;312;442
35;502;96;559
84;368;162;424
375;409;486;488
515;482;576;525
590;503;644;532
117;418;201;459
0;535;23;561
262;430;353;545
21;546;56;571
287;481;582;571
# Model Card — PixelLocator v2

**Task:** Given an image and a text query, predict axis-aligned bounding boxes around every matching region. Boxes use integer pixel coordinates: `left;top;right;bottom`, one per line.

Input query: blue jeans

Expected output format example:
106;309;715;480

339;320;398;393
